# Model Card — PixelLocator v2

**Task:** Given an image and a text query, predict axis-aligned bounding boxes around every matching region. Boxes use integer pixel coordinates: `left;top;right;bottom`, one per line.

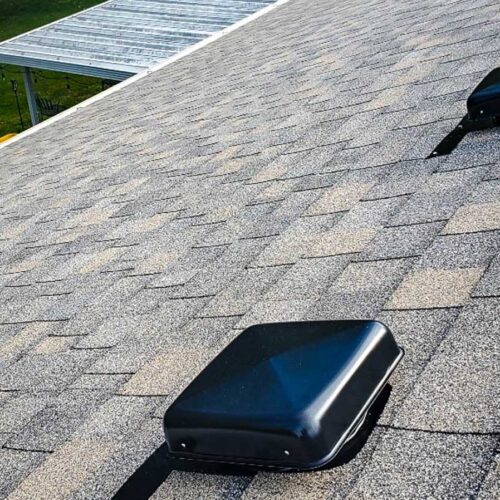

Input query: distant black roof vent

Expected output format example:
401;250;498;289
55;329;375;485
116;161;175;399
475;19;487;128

430;68;500;157
163;321;403;471
467;68;500;120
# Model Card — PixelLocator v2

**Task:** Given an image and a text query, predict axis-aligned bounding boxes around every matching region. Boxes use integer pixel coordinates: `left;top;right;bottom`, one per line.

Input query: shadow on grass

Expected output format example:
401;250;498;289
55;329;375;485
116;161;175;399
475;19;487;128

112;385;392;499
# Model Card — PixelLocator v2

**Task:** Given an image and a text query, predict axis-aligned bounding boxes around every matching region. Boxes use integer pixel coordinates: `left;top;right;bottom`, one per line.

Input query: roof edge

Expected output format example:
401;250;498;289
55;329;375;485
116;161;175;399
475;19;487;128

0;0;291;150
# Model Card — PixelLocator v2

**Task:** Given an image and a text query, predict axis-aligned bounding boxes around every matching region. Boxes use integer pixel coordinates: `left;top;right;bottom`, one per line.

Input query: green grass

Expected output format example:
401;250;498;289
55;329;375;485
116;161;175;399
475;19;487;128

0;0;106;136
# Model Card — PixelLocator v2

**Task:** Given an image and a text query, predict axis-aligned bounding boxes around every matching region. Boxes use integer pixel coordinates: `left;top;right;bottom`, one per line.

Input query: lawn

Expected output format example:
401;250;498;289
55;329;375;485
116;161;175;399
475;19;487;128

0;0;106;136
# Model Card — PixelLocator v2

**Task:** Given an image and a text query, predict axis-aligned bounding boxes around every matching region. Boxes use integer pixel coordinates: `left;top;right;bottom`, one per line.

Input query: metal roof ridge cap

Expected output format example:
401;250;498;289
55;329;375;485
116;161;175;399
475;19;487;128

0;0;292;151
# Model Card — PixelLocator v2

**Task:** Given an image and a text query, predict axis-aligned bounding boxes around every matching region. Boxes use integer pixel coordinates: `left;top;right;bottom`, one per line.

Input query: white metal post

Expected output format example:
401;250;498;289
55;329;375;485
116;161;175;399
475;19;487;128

22;67;39;126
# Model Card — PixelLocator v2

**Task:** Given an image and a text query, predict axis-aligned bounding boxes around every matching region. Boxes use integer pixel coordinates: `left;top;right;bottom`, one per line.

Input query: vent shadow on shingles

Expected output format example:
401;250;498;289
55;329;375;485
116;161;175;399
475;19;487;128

111;388;393;500
111;443;255;500
429;68;500;157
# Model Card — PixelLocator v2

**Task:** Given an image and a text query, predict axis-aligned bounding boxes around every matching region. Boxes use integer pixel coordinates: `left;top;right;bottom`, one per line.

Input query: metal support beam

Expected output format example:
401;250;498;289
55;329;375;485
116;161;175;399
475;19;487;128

22;67;39;126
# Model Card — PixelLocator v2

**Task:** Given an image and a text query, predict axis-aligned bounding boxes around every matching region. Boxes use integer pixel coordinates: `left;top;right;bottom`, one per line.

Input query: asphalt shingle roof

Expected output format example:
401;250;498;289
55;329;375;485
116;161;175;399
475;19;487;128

0;0;499;498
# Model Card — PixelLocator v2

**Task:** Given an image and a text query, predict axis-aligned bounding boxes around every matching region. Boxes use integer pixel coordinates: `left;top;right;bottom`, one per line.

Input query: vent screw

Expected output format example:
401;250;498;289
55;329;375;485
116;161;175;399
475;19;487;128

180;442;187;449
480;109;484;115
284;450;290;456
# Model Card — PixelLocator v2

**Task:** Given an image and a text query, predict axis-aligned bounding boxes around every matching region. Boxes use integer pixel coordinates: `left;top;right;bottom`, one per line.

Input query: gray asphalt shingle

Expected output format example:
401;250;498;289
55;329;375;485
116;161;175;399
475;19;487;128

0;0;499;497
394;298;500;433
348;430;497;500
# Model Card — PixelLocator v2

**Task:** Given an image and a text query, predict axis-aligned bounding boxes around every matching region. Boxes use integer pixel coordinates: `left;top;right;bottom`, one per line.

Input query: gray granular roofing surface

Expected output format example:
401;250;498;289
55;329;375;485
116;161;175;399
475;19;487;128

0;0;499;498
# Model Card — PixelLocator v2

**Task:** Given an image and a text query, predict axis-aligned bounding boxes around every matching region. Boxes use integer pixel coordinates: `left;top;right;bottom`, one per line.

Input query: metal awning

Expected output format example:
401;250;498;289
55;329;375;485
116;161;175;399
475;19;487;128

0;0;275;81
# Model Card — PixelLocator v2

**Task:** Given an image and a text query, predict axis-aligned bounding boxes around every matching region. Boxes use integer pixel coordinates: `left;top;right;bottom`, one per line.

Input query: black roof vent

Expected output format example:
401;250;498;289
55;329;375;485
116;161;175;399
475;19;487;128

430;68;500;157
467;68;500;120
163;321;403;471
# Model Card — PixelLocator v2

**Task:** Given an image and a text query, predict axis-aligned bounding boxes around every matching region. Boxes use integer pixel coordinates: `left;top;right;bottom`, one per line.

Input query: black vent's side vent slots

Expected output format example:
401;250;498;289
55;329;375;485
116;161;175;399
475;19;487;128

429;68;500;157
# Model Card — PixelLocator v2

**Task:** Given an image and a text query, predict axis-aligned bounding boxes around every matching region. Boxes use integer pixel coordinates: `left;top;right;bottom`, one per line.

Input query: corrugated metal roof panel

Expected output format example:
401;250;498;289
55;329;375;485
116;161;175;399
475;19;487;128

0;0;276;80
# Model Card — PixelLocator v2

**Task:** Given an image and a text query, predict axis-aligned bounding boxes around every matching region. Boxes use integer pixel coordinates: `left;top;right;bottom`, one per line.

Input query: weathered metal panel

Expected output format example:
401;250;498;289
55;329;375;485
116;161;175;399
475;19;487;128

0;0;275;80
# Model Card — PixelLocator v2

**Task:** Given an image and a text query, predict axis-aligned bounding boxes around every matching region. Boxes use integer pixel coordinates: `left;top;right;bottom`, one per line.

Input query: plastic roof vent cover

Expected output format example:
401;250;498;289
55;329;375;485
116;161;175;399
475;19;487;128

163;321;403;471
